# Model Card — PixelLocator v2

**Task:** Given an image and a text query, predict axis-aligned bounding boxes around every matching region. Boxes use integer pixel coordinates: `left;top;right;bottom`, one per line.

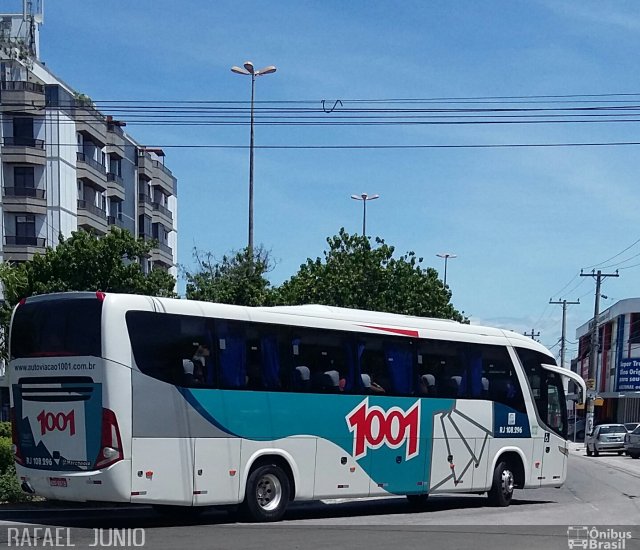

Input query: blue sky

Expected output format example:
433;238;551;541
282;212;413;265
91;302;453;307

19;0;640;361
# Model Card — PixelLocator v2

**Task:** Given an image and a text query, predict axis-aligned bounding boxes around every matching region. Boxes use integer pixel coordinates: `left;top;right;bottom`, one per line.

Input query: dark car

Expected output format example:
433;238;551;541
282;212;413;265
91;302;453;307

624;425;640;459
585;424;627;456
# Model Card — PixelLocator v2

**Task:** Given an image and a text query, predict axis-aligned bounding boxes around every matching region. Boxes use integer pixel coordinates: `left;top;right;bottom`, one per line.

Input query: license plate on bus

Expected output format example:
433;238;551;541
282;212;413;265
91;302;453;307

49;477;67;487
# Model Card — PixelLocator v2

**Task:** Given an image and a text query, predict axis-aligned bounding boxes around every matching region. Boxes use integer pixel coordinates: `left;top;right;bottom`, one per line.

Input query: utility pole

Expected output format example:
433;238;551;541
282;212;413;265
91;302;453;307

524;329;540;341
549;298;580;370
580;269;619;437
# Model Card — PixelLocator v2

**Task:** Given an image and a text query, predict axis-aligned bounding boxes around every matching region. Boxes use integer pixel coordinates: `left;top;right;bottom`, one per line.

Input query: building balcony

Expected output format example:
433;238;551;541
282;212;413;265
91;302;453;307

1;137;46;165
107;212;126;229
151;202;173;228
150;241;174;267
2;187;47;214
0;81;46;113
74;103;107;148
152;160;176;195
137;152;153;181
138;193;153;215
76;152;107;191
3;235;47;261
106;123;125;158
106;172;125;201
77;199;108;235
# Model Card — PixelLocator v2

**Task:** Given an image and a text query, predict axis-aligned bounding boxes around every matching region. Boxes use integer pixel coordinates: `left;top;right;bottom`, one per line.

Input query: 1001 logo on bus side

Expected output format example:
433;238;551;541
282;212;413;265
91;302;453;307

346;399;420;460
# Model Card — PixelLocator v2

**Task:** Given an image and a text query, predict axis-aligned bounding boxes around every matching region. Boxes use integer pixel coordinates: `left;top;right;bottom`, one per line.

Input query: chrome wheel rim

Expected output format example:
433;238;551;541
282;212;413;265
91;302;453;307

255;473;282;511
501;469;514;497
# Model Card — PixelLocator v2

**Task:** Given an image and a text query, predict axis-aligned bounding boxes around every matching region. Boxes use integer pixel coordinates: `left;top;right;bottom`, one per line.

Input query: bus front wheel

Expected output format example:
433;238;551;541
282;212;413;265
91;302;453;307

487;460;514;507
241;464;290;522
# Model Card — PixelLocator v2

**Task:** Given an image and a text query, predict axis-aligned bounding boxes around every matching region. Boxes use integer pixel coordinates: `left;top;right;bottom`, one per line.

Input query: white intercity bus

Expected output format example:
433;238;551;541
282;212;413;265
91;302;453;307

8;292;585;522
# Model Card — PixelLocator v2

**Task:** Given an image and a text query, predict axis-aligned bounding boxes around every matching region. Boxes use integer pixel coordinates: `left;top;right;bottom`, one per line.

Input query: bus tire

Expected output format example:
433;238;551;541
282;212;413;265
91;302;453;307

406;494;429;508
487;460;514;507
241;464;290;522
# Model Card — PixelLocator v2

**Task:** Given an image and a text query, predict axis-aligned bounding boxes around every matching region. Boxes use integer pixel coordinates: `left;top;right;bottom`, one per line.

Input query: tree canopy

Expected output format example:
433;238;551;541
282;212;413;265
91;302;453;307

184;246;272;307
273;229;466;321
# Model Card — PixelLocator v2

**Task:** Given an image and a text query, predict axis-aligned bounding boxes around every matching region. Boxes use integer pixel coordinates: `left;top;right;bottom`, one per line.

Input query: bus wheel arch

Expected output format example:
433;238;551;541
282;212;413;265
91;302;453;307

488;450;525;507
240;455;295;522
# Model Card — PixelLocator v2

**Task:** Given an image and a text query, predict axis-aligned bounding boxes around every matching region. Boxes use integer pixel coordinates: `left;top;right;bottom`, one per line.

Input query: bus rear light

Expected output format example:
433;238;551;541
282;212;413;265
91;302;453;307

10;408;23;465
95;291;106;302
94;408;123;469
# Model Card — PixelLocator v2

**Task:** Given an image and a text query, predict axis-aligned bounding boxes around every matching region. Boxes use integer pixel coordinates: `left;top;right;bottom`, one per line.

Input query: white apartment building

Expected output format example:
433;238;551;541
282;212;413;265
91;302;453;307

0;7;179;416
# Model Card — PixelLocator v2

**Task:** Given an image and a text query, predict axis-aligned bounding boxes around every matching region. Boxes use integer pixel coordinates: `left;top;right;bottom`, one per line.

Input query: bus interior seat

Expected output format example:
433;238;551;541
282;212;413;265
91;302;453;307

440;376;461;398
293;366;311;391
481;376;489;397
420;374;437;396
361;373;372;392
317;370;340;392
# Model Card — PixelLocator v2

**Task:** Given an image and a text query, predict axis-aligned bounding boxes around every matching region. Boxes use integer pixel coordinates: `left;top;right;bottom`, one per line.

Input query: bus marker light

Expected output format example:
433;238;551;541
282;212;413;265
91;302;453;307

229;470;237;476
145;471;153;479
131;491;147;496
535;461;541;468
349;467;355;473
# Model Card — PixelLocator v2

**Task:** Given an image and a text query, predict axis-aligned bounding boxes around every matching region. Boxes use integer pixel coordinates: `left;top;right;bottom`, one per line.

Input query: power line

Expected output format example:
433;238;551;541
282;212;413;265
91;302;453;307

10;141;640;150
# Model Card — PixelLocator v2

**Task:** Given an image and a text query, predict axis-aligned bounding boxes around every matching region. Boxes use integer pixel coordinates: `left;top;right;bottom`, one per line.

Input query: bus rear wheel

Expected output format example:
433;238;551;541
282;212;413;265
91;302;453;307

406;494;429;508
487;460;514;507
241;464;290;522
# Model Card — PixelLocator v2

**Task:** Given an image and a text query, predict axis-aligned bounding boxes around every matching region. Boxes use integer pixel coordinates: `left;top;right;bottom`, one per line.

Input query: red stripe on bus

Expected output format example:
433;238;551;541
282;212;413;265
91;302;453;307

359;325;419;338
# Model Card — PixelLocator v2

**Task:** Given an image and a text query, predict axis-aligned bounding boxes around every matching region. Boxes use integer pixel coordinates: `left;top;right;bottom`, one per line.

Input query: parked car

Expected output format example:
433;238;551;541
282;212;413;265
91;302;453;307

624;422;640;433
568;418;586;440
624;425;640;459
585;424;627;456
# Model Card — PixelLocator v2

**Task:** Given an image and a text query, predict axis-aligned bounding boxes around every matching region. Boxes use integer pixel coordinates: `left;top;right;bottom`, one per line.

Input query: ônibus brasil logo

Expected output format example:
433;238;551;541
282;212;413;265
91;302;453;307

346;398;421;461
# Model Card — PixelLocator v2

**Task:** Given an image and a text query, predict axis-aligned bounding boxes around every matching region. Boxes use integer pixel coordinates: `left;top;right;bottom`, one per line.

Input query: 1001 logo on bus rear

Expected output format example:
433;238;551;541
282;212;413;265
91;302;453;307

36;410;76;437
346;398;420;460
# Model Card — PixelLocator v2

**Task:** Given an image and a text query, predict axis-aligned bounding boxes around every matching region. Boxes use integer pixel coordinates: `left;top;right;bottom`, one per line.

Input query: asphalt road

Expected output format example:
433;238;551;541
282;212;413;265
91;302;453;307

0;444;638;550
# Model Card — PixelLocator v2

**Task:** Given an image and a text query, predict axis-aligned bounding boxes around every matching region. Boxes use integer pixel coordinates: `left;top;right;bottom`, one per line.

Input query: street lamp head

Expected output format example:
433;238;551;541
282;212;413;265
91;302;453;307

256;65;277;76
243;61;255;74
351;193;380;201
436;253;457;259
231;66;251;75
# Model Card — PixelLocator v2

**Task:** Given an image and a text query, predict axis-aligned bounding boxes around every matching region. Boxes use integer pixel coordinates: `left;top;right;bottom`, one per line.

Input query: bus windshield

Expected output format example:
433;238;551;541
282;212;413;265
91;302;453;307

516;347;567;439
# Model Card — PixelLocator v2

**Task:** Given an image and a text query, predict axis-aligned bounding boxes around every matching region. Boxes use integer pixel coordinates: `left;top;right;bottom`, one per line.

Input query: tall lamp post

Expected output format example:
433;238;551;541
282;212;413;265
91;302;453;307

436;252;457;286
350;193;379;235
231;61;276;252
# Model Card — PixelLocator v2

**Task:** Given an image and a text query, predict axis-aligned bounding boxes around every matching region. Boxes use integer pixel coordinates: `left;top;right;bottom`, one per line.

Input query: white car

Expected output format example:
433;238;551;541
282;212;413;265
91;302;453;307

585;424;627;456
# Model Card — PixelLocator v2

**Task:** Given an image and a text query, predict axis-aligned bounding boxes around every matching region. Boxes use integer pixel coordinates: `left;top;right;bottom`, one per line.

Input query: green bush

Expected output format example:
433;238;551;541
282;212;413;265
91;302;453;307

0;422;11;439
0;464;32;503
0;437;13;475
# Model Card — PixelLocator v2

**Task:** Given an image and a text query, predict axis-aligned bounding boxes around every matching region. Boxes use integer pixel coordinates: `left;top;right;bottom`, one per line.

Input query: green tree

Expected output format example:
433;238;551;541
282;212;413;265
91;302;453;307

274;228;466;322
0;228;176;358
184;246;273;306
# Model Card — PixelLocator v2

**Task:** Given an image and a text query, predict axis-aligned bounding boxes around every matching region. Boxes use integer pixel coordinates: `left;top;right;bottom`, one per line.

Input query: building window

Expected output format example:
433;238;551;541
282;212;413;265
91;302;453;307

16;215;36;238
14;166;35;188
13;117;34;142
630;313;640;345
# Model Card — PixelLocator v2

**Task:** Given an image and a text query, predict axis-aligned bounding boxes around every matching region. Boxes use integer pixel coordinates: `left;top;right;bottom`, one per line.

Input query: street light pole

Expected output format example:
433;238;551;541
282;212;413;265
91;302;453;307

350;193;379;235
231;61;276;252
436;253;457;286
